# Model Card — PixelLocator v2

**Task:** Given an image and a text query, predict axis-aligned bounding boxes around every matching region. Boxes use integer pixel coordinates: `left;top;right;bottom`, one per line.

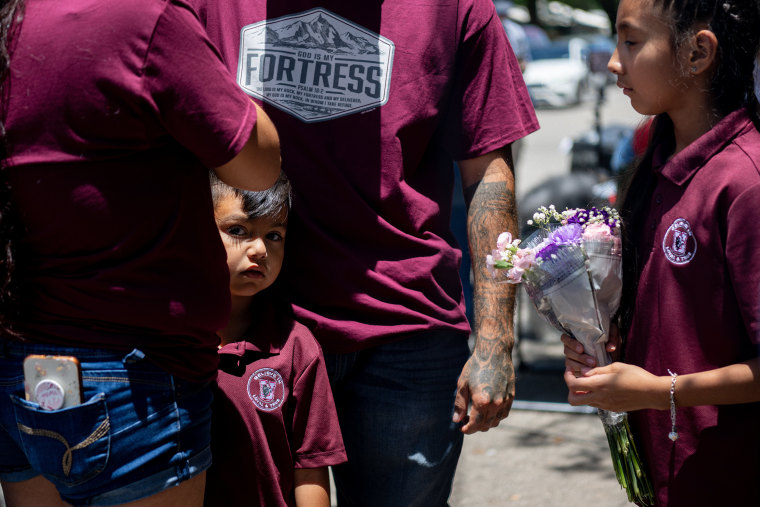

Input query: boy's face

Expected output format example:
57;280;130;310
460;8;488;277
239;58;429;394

214;193;287;298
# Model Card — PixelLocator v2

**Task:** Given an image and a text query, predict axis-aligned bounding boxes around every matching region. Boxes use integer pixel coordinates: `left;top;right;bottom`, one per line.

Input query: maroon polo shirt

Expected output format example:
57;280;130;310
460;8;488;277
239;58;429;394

190;0;539;353
205;298;346;507
5;0;257;381
625;108;760;506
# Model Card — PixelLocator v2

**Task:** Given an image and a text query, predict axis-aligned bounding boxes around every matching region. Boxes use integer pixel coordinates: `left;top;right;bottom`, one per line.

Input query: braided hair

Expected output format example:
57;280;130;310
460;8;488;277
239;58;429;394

617;0;760;336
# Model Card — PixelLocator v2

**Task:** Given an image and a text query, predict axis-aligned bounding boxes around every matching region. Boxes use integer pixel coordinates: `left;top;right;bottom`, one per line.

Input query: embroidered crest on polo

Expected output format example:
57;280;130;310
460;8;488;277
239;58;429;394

236;8;395;123
662;218;697;265
247;368;285;411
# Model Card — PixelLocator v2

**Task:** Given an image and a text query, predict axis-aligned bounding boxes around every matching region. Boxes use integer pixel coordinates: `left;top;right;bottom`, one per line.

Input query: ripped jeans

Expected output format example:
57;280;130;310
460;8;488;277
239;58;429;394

325;331;470;507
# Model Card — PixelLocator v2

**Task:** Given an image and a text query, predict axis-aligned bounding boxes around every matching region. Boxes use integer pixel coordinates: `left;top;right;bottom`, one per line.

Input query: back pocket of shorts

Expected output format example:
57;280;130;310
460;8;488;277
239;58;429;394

10;393;110;487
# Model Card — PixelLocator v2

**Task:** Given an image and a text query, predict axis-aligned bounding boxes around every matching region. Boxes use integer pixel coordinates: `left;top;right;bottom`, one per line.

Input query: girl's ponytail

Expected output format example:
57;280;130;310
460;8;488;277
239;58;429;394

617;115;673;336
707;0;760;125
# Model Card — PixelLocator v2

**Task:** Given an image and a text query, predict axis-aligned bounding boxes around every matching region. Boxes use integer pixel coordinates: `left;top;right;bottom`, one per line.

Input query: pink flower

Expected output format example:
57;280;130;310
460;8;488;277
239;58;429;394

506;249;535;283
507;267;524;283
582;223;613;241
514;248;536;268
496;232;513;251
486;254;496;277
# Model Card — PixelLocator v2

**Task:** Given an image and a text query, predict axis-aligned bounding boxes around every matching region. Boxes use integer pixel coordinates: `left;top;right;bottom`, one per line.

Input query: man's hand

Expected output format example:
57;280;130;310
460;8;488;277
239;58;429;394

453;336;515;433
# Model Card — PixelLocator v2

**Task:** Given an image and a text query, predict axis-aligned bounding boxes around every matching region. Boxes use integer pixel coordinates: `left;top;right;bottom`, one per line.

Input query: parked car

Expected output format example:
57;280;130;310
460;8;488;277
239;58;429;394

523;37;590;108
522;23;551;49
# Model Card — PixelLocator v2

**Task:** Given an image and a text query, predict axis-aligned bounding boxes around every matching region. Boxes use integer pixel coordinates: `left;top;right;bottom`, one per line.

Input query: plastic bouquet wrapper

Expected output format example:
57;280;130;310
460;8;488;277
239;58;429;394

487;206;654;505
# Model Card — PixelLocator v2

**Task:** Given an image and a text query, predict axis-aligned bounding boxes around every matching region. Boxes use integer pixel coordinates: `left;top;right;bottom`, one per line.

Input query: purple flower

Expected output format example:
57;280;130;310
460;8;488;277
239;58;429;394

566;207;619;230
535;224;582;261
536;241;561;261
565;213;582;226
549;223;582;245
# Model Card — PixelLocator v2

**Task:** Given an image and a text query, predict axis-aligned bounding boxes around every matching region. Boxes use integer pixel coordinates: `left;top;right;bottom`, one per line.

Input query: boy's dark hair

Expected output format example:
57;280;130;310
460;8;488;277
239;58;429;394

617;0;760;336
210;171;292;220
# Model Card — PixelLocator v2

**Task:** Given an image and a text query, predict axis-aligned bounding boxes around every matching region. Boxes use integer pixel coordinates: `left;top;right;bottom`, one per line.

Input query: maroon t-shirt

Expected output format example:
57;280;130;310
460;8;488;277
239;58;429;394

205;299;346;507
190;0;539;352
4;0;258;381
625;109;760;506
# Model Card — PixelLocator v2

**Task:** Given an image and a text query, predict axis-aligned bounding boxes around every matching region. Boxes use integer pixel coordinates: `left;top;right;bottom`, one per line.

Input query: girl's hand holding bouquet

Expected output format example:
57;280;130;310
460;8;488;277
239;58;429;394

488;205;654;506
565;361;672;413
562;323;621;376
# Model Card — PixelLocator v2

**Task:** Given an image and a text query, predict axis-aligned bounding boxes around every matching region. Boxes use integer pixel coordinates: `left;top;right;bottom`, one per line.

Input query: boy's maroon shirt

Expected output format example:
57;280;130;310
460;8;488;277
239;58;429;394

626;108;760;506
4;0;257;381
205;298;346;507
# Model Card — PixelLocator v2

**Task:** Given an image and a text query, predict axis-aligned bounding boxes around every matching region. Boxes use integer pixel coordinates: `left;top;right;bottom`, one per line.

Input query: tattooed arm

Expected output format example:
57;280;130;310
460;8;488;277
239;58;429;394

452;146;517;434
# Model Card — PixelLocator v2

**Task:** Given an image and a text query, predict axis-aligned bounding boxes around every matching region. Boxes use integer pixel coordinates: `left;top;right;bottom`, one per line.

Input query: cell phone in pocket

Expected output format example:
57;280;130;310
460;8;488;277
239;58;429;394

23;355;83;410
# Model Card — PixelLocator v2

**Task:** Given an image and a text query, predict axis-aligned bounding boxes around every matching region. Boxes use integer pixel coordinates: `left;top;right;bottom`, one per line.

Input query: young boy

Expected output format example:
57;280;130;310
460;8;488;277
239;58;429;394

204;172;346;507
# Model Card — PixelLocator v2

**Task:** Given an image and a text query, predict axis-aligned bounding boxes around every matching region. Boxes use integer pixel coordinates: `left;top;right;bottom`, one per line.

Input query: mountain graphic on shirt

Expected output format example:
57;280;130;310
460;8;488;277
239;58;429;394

237;8;394;122
263;14;381;55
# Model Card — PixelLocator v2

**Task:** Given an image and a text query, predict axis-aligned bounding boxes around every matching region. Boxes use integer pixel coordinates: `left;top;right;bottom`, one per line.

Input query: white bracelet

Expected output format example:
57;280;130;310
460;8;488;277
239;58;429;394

667;369;678;441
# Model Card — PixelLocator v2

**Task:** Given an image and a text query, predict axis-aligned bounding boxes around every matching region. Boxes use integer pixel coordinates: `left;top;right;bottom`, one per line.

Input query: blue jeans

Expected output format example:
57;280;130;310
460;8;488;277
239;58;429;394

325;331;470;507
0;340;212;506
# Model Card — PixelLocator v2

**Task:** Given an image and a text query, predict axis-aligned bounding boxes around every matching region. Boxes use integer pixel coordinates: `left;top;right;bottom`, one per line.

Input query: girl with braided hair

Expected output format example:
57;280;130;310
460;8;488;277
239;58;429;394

562;0;760;504
0;0;281;505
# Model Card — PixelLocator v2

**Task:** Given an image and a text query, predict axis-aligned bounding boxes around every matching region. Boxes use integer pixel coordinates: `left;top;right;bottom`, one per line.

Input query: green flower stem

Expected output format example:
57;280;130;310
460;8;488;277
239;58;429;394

601;414;654;506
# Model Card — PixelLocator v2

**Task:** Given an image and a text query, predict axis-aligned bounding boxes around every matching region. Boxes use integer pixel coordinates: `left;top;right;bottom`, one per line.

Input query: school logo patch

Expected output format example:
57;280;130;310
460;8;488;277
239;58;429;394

247;368;285;411
236;8;395;122
662;218;697;265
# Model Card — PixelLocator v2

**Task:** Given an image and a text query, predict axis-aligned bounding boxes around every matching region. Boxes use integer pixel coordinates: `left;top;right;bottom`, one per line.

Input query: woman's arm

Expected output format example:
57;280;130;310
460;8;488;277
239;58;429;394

293;467;331;507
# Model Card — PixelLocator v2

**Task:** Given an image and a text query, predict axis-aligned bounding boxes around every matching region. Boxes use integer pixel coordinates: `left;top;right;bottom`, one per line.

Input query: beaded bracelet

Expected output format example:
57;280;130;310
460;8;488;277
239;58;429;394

667;369;678;442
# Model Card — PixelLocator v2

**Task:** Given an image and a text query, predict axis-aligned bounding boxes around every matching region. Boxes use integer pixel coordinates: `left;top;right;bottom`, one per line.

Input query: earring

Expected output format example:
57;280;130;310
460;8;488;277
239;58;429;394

690;66;697;74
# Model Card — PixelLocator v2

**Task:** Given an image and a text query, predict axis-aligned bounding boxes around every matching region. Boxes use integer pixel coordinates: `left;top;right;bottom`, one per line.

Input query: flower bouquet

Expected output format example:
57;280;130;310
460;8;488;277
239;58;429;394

488;205;654;506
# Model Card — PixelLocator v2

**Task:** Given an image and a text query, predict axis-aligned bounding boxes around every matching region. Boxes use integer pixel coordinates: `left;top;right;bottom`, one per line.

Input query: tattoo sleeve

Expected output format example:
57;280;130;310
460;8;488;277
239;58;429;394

464;148;518;396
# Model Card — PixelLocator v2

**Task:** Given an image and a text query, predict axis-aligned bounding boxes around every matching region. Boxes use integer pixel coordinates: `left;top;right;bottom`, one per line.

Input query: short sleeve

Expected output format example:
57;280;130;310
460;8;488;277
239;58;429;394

442;0;538;160
142;0;256;168
726;182;760;345
290;335;347;469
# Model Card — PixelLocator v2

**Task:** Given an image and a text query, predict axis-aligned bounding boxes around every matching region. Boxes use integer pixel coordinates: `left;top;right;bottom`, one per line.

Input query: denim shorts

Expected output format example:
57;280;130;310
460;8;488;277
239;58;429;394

0;339;213;506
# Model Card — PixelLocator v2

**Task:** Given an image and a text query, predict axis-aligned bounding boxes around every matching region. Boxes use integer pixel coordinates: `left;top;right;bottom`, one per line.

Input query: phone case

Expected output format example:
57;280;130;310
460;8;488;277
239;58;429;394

23;355;83;410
